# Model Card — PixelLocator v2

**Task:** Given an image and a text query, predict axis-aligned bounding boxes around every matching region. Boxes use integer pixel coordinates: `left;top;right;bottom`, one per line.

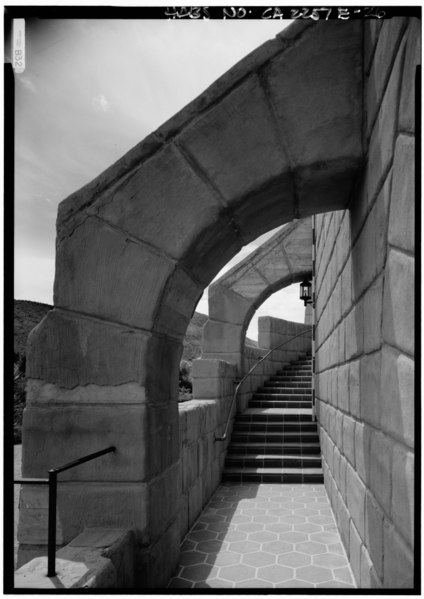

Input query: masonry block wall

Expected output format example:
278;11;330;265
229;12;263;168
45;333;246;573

314;18;417;589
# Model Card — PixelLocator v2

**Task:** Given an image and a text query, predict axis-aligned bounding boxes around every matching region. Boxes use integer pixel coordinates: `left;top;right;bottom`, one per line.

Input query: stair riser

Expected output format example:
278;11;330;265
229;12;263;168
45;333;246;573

225;458;322;468
228;446;321;456
234;423;318;432
263;383;312;389
247;403;313;410
270;377;311;382
222;473;324;483
239;412;313;421
231;434;320;443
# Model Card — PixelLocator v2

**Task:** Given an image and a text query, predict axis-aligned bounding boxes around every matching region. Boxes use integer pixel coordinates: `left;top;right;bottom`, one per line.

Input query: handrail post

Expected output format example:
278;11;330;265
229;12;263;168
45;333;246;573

47;470;57;577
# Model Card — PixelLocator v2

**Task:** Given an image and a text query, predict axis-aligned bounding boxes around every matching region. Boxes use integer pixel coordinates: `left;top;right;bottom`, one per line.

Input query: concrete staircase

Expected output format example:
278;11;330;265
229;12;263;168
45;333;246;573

222;353;323;483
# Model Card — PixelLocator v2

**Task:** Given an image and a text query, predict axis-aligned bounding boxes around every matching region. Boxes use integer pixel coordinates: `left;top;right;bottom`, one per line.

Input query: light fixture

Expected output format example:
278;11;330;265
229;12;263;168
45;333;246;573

300;279;313;307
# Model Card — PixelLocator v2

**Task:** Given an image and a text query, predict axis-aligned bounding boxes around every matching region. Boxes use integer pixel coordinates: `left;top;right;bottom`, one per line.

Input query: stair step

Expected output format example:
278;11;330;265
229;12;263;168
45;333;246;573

263;382;312;389
228;442;321;455
257;387;312;394
234;422;318;432
248;402;312;410
222;468;324;483
225;455;322;468
231;432;320;443
238;410;313;421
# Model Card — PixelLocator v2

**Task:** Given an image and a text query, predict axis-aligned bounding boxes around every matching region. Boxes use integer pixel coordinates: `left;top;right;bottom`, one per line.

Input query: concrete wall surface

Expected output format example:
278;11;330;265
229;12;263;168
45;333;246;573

203;218;312;371
314;18;418;589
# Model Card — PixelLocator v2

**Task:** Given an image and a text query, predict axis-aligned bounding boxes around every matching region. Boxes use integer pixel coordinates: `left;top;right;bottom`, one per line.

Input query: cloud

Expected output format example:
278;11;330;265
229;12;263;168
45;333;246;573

91;93;111;112
17;75;37;93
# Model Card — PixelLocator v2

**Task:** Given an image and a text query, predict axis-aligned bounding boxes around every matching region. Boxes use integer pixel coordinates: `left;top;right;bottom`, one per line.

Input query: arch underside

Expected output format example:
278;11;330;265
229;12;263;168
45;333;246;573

203;218;313;368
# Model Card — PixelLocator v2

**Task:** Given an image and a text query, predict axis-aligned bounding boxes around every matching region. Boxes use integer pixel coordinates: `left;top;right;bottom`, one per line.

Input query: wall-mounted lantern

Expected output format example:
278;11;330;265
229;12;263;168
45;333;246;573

300;279;313;307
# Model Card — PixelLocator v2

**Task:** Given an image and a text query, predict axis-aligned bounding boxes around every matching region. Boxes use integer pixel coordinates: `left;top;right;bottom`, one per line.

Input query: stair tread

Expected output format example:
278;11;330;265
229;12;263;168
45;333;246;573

227;454;322;460
223;467;323;474
242;408;313;416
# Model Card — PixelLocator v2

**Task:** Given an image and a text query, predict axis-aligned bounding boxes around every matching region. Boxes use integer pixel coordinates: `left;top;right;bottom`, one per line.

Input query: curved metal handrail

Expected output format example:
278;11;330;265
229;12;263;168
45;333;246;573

215;328;312;442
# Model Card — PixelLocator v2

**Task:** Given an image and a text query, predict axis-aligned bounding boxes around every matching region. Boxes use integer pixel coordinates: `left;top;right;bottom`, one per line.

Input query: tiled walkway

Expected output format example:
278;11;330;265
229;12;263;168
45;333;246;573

168;483;356;589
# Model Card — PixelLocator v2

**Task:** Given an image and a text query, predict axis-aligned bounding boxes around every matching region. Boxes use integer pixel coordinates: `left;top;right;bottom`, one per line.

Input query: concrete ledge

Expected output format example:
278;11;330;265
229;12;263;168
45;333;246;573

14;528;134;589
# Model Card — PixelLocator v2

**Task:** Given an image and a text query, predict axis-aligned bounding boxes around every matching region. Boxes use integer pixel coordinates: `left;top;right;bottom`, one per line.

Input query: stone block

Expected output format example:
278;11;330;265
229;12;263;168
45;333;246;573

208;284;250;325
383;520;414;589
335;410;343;449
360;351;381;428
366;17;408;135
18;483;148;548
188;478;203;527
365;490;384;579
95;143;223;262
202;320;243;355
369;431;393;516
136;516;181;588
341;258;353;317
382;249;414;356
346;462;366;539
388;135;415;253
354;422;370;484
380;345;414;448
364;19;384;74
391;444;414;548
349;359;360;419
181;444;198;494
178;494;189;541
399;19;421;133
21;404;151;482
342;415;355;467
336;492;350;554
179;74;290;206
148;464;180;540
337;363;349;413
345;305;363;360
349;520;362;586
351;215;375;296
339;455;347;501
54;217;175;330
360;544;374;588
367;36;406;202
26;311;151;389
363;275;383;353
153;267;203;339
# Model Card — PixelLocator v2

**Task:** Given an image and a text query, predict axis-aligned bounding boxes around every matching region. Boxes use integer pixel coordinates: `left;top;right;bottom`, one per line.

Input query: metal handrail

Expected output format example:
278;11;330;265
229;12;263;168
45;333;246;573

215;328;312;442
14;445;116;577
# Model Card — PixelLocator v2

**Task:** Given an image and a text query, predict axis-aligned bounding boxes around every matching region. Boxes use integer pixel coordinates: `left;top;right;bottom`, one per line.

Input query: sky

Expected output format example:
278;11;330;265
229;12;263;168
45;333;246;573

12;15;306;339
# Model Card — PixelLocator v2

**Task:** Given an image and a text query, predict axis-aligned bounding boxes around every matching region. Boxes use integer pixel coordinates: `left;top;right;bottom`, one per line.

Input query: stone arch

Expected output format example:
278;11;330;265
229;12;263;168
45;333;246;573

202;217;313;371
21;19;363;586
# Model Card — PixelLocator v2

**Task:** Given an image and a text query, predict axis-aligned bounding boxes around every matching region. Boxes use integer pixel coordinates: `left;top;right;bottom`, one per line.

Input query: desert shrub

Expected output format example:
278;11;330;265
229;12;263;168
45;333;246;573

179;360;193;402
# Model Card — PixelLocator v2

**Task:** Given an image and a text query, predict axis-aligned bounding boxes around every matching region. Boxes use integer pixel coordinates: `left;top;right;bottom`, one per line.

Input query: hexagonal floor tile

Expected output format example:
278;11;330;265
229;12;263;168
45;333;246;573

279;531;309;544
310;530;341;544
295;540;327;555
217;530;247;542
168;577;193;588
276;579;314;588
219;563;256;582
294;522;322;533
187;530;217;542
296;564;333;583
194;578;232;588
313;552;350;569
180;564;219;582
242;551;276;568
248;530;278;543
261;540;293;555
235;579;271;588
206;550;241;567
316;580;355;588
277;552;312;568
236;522;264;533
257;564;294;583
228;540;261;554
333;566;355;583
196;540;224;554
178;551;206;566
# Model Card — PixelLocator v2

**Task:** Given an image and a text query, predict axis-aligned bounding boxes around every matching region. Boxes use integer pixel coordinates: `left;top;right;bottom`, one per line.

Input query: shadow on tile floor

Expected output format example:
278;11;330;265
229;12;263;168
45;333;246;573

168;483;356;589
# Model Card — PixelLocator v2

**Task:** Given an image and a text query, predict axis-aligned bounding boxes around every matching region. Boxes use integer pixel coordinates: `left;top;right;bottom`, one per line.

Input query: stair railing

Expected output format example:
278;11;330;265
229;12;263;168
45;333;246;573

215;328;312;442
14;446;116;577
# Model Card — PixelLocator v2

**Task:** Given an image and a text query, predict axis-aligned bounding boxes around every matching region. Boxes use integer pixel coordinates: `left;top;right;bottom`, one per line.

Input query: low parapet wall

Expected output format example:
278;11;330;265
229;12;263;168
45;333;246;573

178;359;236;541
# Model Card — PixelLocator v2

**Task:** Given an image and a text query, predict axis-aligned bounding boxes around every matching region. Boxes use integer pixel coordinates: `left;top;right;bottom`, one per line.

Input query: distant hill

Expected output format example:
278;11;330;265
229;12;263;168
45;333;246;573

14;300;53;358
14;300;258;363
